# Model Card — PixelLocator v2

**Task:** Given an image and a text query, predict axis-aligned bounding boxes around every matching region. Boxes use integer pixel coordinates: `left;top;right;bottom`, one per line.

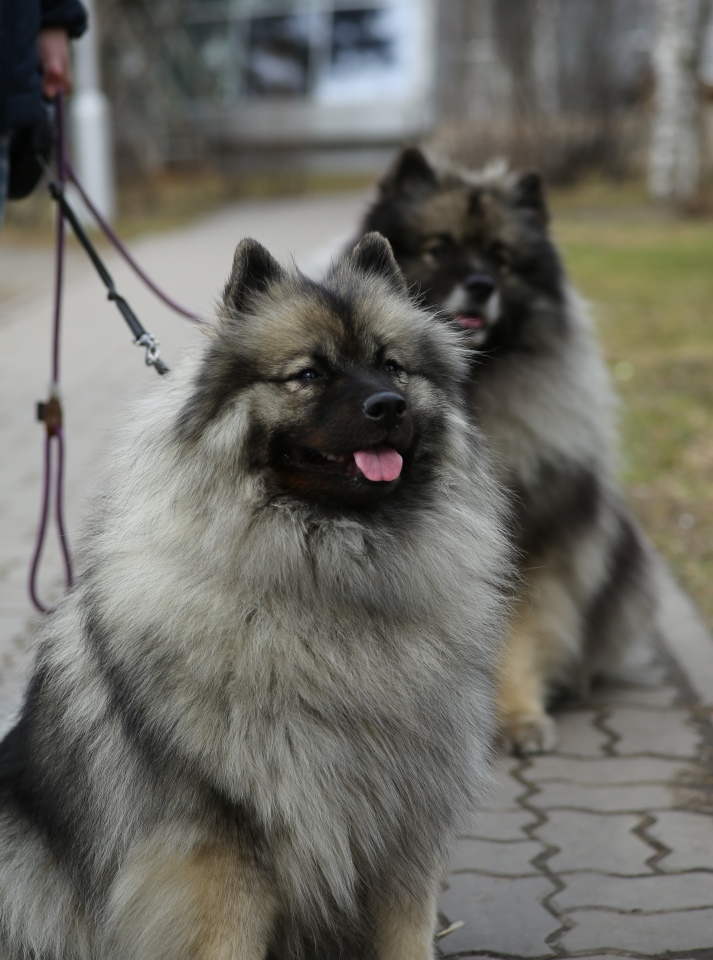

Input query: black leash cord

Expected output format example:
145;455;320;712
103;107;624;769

46;176;170;376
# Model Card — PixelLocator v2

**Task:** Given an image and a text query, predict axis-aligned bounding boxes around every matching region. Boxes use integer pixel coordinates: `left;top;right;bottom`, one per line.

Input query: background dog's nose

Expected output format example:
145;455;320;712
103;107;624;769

464;273;496;299
362;391;407;428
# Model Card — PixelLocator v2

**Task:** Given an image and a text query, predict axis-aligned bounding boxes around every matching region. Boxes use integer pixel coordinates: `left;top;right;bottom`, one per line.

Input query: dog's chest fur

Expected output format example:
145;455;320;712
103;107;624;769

77;484;498;924
227;602;475;910
467;289;616;492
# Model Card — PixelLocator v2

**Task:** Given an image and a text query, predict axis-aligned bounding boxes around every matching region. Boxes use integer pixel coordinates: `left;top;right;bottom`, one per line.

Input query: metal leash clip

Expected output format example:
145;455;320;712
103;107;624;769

134;332;168;374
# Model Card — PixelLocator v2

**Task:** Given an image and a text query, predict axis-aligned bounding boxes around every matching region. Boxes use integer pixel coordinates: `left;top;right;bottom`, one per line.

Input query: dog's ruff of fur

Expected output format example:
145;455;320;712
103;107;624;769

360;148;658;755
0;234;511;959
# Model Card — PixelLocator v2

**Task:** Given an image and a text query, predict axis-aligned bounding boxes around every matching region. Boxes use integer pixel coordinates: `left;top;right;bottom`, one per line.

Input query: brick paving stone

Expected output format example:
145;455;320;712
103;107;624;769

606;706;702;759
438;954;506;960
467;809;539;842
586;681;679;709
533;781;676;813
482;756;527;810
551;709;611;757
534;810;655;874
560;907;713;954
553;872;713;912
672;780;713;816
525;755;697;785
646;811;713;871
449;837;544;876
439;874;559;956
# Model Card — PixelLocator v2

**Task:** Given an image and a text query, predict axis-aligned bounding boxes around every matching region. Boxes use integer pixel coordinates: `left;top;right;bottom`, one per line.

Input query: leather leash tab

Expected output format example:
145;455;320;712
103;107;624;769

37;395;63;437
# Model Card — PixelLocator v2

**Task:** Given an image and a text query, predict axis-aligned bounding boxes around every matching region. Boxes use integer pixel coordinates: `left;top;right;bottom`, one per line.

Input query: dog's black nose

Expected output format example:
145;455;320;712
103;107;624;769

362;391;407;429
464;273;496;300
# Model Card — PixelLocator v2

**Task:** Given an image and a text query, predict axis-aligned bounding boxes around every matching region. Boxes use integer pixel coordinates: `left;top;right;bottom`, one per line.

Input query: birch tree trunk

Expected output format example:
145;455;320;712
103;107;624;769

649;0;711;202
533;0;560;117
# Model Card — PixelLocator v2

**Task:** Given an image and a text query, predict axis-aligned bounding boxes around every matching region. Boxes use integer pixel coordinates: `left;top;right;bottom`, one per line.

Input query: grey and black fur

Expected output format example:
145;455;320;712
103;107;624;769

0;234;511;959
360;148;657;754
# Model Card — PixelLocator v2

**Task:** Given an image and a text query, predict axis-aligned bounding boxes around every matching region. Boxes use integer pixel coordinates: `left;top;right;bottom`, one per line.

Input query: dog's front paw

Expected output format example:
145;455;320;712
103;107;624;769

501;712;558;756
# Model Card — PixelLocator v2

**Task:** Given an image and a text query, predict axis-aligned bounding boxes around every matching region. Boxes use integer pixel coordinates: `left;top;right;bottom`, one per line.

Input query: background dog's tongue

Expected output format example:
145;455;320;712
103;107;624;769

354;446;403;482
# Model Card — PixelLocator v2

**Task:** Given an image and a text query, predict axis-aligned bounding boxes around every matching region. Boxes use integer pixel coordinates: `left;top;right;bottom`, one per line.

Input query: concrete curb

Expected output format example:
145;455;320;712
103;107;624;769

655;557;713;710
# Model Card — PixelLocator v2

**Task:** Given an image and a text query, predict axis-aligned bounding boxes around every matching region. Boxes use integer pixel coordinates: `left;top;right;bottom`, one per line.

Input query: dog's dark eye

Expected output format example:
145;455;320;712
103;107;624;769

423;237;453;262
293;368;321;381
489;242;511;270
383;359;401;374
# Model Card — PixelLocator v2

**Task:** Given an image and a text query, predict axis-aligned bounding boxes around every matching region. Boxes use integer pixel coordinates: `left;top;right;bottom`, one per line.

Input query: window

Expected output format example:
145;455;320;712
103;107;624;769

184;1;423;105
244;13;317;97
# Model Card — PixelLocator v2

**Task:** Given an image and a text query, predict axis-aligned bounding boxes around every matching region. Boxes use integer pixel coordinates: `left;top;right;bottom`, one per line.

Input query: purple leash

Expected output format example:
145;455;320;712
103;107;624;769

29;94;203;613
65;159;199;322
29;93;73;613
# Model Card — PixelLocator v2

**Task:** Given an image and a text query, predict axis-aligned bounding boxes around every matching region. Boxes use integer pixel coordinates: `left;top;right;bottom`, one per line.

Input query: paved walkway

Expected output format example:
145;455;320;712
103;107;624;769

2;192;713;958
439;585;713;957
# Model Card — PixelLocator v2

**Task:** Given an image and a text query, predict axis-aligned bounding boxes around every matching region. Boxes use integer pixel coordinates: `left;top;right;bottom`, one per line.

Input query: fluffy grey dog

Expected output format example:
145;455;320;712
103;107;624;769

0;234;511;959
360;148;658;755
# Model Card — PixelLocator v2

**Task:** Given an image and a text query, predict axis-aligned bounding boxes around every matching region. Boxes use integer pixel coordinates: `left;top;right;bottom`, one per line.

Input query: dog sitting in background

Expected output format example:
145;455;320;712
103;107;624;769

360;147;657;755
0;233;512;959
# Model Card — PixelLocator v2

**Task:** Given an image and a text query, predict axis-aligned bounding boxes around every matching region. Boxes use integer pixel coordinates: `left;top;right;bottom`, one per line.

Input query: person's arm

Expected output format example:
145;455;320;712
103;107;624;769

37;0;88;98
40;0;88;39
37;29;73;97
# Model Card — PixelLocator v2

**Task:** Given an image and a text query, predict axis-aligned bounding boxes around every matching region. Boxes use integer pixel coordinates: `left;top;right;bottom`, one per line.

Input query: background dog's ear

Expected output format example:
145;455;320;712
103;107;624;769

512;171;549;223
344;232;408;293
381;146;439;197
222;238;285;317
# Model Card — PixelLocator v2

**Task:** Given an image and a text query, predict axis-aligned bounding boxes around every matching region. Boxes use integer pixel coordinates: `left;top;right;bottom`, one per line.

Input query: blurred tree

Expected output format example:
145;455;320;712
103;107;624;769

434;0;650;183
533;0;559;117
649;0;712;203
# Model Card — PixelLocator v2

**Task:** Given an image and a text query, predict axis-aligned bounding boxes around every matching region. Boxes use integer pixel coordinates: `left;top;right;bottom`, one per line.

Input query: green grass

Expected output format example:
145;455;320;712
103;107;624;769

551;191;713;628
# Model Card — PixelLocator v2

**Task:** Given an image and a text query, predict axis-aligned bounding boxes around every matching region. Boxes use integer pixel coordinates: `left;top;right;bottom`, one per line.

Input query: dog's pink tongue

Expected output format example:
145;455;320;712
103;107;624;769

457;314;484;329
353;446;403;482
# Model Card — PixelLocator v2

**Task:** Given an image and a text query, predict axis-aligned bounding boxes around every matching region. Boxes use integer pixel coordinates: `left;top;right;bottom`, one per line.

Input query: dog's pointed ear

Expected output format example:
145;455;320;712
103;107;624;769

222;238;285;317
381;146;439;197
344;232;408;293
512;171;549;223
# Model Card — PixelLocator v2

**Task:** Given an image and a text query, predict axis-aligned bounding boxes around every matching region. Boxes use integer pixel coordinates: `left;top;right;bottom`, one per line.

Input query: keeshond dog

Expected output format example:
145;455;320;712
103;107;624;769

360;147;657;755
0;233;511;959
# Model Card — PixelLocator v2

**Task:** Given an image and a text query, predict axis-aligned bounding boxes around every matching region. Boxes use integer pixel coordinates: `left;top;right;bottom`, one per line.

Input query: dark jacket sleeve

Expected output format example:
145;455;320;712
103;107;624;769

40;0;88;39
0;0;88;133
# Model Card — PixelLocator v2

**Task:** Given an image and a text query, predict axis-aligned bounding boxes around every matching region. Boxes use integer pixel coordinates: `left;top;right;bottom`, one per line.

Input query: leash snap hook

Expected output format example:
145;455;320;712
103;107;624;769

134;331;162;369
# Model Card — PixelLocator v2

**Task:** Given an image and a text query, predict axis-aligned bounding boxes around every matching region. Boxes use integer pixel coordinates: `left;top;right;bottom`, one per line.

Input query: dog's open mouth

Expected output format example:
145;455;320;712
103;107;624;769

456;313;485;330
285;445;403;482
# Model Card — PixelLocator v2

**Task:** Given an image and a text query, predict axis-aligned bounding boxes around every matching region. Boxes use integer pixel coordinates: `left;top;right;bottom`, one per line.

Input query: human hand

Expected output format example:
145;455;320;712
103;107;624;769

37;28;74;98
